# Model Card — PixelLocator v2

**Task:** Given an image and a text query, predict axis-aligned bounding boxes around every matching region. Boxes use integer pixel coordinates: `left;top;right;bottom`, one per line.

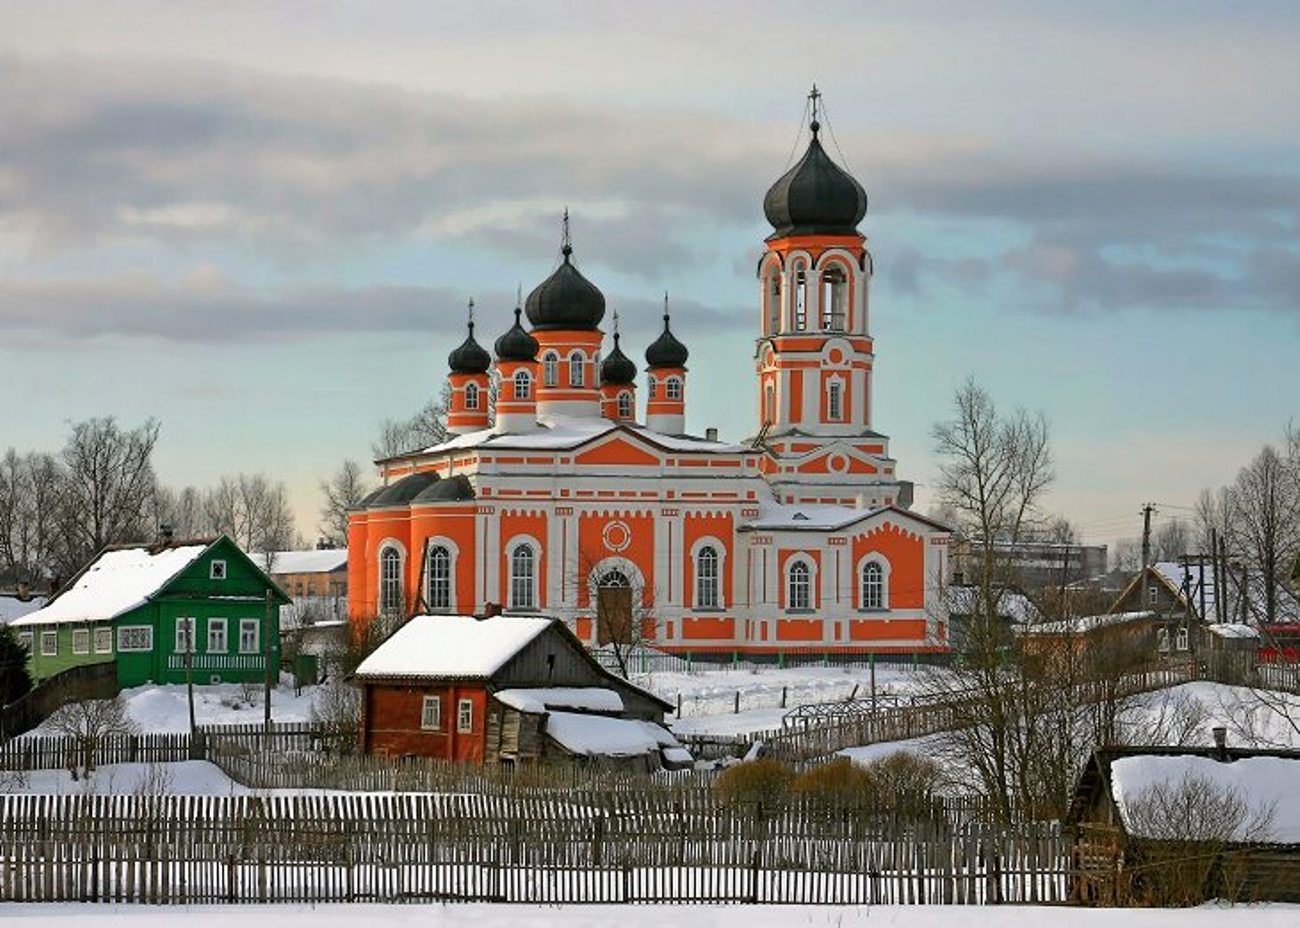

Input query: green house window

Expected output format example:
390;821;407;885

210;560;228;580
40;631;57;656
208;618;228;653
175;617;195;653
72;629;90;655
118;626;153;652
239;618;259;654
17;631;33;654
94;627;113;654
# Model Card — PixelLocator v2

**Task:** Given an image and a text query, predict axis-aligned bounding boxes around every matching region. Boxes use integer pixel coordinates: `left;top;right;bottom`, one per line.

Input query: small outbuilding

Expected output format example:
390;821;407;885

1067;745;1300;905
355;613;688;770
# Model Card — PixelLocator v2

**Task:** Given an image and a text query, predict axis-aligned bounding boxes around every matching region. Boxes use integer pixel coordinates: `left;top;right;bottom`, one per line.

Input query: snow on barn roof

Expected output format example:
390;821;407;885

353;614;553;680
494;687;624;714
1110;753;1300;843
1208;623;1261;639
11;544;209;627
544;711;673;759
250;549;348;575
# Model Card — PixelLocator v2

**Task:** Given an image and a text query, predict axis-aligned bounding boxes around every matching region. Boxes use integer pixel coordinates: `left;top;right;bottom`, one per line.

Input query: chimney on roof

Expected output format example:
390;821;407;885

481;602;503;619
1212;726;1228;761
16;579;30;601
157;523;174;545
705;427;718;442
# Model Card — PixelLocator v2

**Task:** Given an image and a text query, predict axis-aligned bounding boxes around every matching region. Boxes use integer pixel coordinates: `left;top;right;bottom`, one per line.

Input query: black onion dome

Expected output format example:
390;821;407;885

447;320;491;374
600;332;637;385
524;243;606;331
763;122;867;238
645;313;688;369
494;307;539;362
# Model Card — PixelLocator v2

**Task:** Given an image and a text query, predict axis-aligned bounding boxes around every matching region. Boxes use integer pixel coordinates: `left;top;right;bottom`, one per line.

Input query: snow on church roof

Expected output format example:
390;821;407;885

354;614;553;680
411;415;748;457
12;544;210;627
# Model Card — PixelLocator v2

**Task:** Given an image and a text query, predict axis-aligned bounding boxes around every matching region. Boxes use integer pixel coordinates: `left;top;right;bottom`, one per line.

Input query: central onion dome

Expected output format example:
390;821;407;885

494;307;539;361
524;217;606;331
763;120;867;238
645;311;688;369
447;313;491;374
600;331;637;385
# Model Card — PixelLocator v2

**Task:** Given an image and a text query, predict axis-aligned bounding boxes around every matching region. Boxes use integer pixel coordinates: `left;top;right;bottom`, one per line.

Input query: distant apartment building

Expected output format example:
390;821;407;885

951;538;1109;592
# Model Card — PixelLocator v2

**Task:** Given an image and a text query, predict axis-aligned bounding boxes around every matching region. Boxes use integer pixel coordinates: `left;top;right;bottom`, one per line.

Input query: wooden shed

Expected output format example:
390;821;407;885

1067;745;1300;905
355;613;686;770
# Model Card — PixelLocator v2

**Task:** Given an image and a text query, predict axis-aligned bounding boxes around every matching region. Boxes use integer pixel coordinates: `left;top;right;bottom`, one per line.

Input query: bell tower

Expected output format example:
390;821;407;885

755;88;909;510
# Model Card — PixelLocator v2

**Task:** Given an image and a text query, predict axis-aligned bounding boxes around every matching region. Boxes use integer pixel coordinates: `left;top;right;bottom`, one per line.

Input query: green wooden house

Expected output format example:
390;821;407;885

11;536;289;688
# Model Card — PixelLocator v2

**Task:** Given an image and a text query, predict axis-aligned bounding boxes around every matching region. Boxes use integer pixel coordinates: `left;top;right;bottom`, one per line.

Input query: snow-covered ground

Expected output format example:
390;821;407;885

6;760;250;796
1123;681;1300;748
0;903;1295;927
25;681;318;735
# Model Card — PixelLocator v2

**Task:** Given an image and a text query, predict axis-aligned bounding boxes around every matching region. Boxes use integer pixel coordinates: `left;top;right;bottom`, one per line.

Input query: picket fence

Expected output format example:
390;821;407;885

0;792;1071;905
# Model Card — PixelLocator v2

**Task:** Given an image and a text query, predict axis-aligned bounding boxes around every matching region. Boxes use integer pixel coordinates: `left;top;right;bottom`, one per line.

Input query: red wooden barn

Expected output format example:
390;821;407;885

354;613;685;769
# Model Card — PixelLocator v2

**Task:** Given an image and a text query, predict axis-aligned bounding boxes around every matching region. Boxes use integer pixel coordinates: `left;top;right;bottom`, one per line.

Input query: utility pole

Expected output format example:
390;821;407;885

1140;503;1157;568
1197;552;1207;623
1210;529;1224;624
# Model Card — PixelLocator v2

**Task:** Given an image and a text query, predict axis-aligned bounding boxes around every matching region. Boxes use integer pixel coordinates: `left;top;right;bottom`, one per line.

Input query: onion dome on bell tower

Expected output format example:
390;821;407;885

446;300;492;435
644;307;689;370
494;306;539;362
645;295;688;435
525;211;606;331
599;311;638;422
762;87;867;239
493;304;540;434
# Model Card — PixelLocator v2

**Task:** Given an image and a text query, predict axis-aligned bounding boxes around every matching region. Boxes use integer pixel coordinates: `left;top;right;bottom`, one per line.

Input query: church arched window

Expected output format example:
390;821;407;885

861;560;885;610
379;546;403;617
695;545;719;608
542;352;559;387
828;380;843;421
665;377;682;401
464;382;480;411
617;391;633;419
787;559;811;610
794;261;808;331
768;270;782;334
568;351;584;387
821;265;847;331
764;383;775;425
513;369;532;400
426;545;451;611
509;543;536;610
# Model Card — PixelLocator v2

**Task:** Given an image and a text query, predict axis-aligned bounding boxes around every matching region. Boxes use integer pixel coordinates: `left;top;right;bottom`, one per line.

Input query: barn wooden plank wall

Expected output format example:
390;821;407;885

0;793;1070;905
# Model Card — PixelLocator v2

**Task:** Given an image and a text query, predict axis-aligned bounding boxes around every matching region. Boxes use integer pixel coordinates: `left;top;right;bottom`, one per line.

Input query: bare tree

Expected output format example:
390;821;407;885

59;417;161;572
1112;537;1142;573
151;484;208;539
1227;442;1300;625
371;384;452;460
203;473;299;556
318;459;371;547
1152;517;1190;563
46;695;138;780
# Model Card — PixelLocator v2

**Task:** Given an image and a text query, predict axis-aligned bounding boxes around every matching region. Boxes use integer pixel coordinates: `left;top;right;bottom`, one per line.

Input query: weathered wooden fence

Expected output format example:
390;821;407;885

0;792;1070;905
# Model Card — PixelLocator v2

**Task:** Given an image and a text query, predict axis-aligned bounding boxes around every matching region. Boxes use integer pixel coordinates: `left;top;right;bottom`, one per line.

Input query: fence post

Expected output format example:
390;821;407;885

733;691;740;714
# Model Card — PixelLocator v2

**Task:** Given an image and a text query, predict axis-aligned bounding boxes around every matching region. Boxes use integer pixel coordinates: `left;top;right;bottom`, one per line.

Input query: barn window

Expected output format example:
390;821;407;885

421;695;441;731
695;545;719;608
787;560;811;610
542;351;559;387
426;545;451;611
465;382;480;410
861;561;885;610
380;546;403;616
510;543;536;610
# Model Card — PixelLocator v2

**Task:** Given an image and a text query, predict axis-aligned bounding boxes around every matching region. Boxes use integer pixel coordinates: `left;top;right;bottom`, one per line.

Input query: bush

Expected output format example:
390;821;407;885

0;625;34;704
791;757;872;807
859;750;945;817
713;758;795;811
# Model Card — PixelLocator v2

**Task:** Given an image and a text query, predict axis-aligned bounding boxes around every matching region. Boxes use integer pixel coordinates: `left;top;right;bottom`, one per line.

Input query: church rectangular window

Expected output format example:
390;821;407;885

828;381;843;421
569;352;584;387
794;265;807;331
666;378;682;401
617;391;633;419
542;352;559;387
465;382;480;410
821;266;847;331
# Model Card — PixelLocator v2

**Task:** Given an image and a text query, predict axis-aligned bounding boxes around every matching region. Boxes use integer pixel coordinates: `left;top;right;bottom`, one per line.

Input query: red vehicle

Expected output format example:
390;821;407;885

1257;624;1300;663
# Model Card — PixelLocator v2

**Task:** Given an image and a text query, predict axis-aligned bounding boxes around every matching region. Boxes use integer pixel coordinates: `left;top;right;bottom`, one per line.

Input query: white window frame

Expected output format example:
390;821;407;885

1157;628;1170;652
542;352;559;388
694;544;720;609
1176;627;1190;652
787;559;813;611
209;560;227;581
175;616;195;654
509;541;537;610
457;698;473;734
72;629;90;655
513;368;532;400
465;381;480;410
426;544;452;612
568;351;584;388
665;377;682;401
794;262;808;331
647;376;657;399
821;264;847;331
379;544;404;617
239;618;260;655
1147;585;1159;605
421;694;441;731
617;391;633;419
208;617;228;653
861;560;886;610
17;631;33;654
94;626;113;654
40;630;58;656
117;625;154;652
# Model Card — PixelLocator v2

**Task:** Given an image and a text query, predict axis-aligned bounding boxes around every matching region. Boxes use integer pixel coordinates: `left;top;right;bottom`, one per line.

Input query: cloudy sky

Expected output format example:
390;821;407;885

1;1;1297;550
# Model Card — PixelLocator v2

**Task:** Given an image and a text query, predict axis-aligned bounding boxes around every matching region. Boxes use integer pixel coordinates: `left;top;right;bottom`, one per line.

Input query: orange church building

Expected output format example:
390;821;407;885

348;97;952;656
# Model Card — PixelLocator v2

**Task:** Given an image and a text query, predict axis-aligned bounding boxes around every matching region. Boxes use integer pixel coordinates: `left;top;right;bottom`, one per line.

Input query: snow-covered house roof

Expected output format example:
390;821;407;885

544;712;679;759
250;549;347;575
354;614;553;680
946;585;1043;624
11;543;210;627
0;594;48;625
494;687;624;714
1021;611;1154;637
1110;752;1300;843
1207;623;1261;640
1144;561;1300;625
